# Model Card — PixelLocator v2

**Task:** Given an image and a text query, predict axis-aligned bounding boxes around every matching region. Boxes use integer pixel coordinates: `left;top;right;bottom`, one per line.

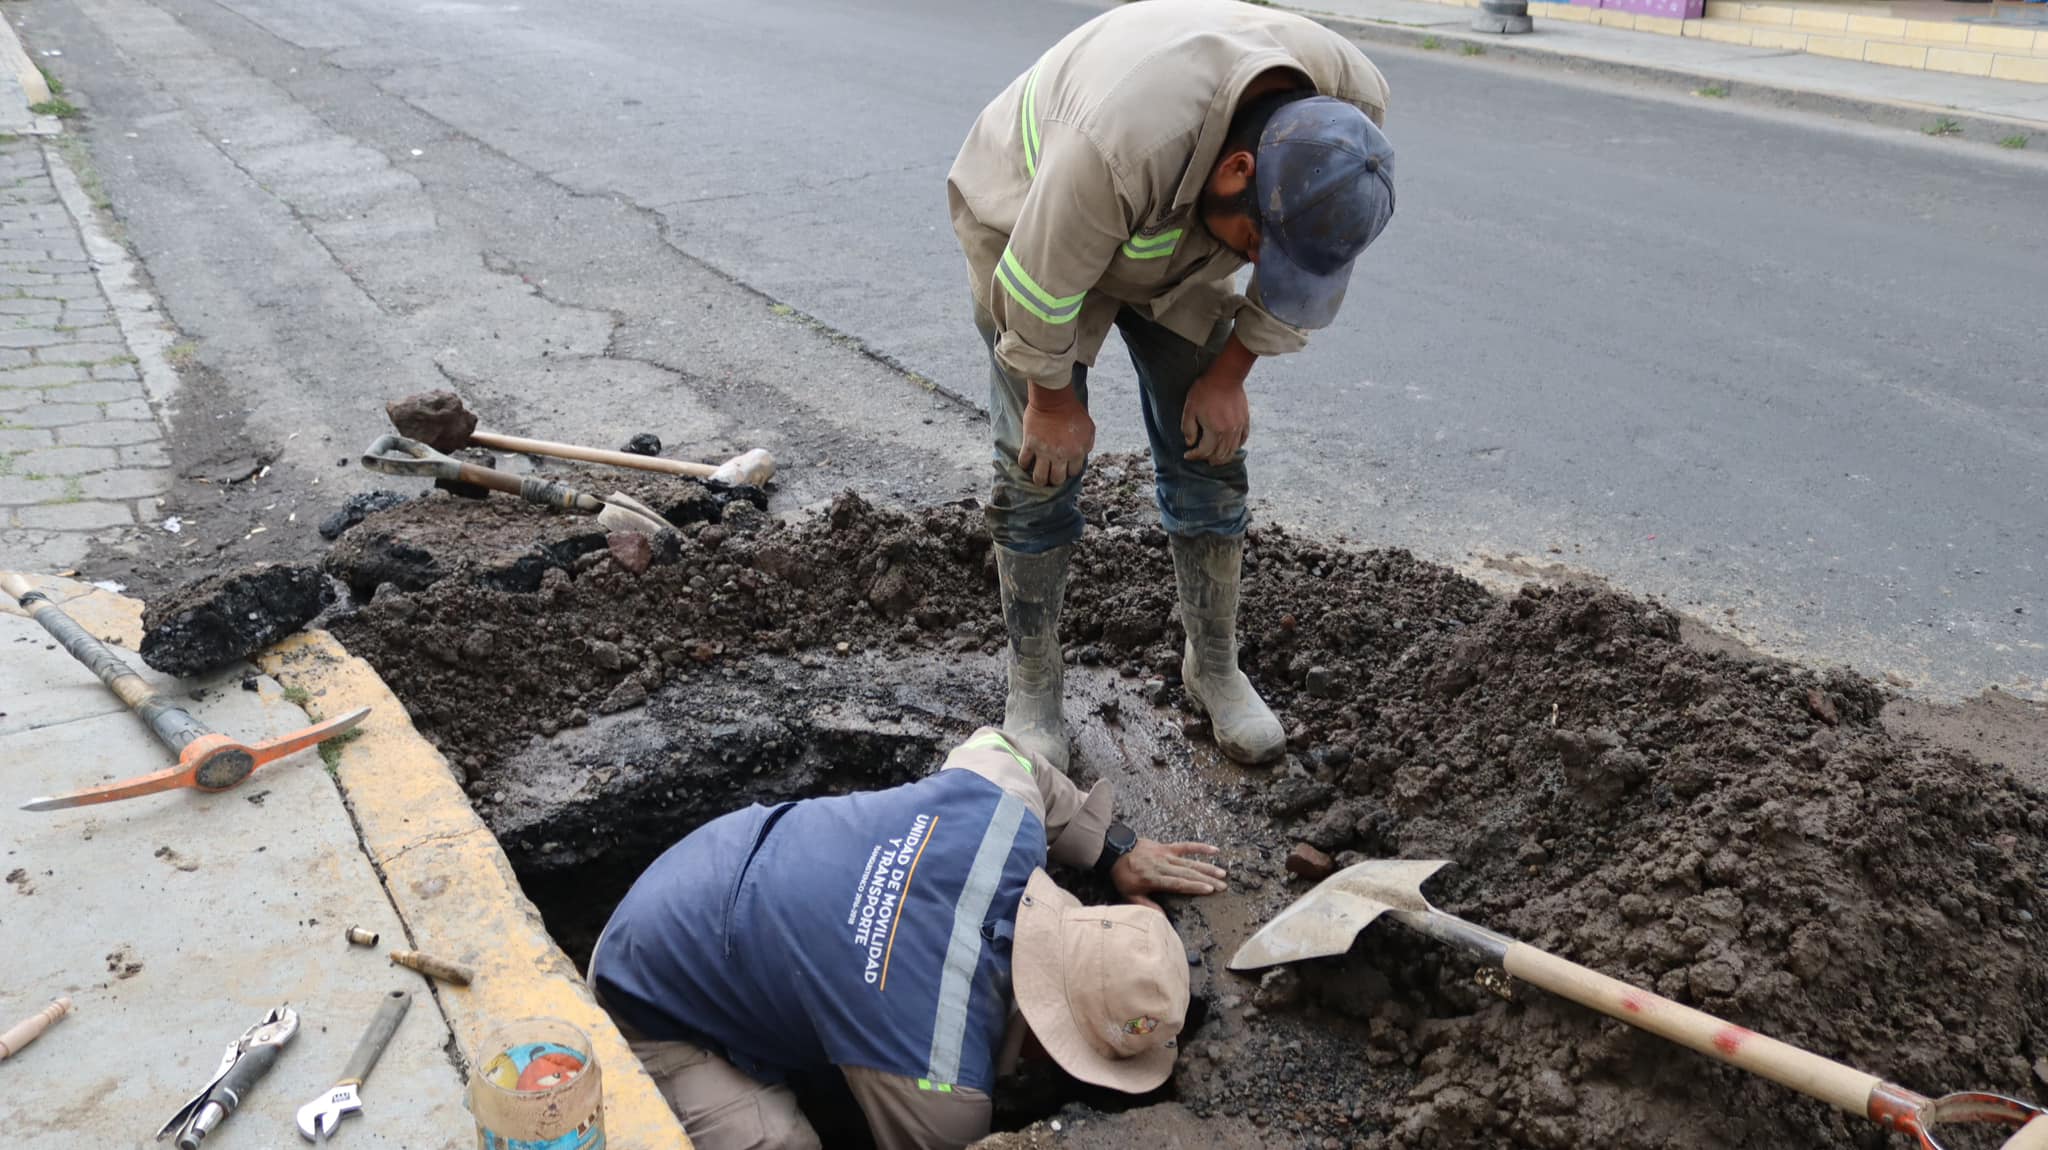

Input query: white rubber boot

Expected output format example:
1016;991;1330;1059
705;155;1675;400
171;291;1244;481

1171;533;1285;765
995;544;1071;771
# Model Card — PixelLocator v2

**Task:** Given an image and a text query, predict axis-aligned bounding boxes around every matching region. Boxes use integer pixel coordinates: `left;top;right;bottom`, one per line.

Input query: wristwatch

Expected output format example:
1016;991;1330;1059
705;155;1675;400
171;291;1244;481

1095;821;1137;878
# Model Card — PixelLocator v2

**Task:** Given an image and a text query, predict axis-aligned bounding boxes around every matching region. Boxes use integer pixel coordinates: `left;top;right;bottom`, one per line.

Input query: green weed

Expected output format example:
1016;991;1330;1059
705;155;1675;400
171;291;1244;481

29;98;78;119
1694;85;1728;98
1461;42;1486;56
1999;135;2028;150
1923;117;1962;137
1420;35;1443;49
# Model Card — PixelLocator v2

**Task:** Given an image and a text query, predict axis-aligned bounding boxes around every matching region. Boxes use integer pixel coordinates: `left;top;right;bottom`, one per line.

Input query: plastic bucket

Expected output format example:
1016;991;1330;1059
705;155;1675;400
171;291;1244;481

472;1018;605;1150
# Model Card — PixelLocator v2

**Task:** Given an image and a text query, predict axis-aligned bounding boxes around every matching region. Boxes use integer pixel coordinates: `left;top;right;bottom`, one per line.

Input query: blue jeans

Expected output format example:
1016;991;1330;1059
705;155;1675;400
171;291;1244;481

978;305;1251;555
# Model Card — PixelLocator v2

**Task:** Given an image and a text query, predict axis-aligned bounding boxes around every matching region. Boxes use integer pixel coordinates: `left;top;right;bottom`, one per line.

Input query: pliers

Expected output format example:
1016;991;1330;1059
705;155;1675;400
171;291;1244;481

156;1005;300;1149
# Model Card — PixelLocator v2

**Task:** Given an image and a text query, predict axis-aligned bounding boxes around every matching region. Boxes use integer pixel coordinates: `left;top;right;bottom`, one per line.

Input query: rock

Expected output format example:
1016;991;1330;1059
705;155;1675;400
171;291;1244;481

607;531;653;575
386;389;477;454
1305;665;1336;698
598;679;649;714
588;640;625;671
1144;677;1168;704
140;564;333;676
1254;967;1304;1011
622;433;662;456
1804;687;1840;726
318;490;408;540
1285;843;1337;881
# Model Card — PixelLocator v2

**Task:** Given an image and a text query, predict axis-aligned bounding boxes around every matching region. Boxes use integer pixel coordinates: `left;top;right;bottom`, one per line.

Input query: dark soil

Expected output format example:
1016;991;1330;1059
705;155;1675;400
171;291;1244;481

324;454;2048;1150
138;563;332;676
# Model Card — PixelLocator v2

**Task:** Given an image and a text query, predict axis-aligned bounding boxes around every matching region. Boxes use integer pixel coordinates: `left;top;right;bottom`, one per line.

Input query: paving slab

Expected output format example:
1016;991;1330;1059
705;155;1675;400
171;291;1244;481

0;577;470;1149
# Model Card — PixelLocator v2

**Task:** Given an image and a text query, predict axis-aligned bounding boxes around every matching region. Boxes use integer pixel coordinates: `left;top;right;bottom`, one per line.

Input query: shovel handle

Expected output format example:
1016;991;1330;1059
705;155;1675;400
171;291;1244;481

362;435;605;514
470;430;716;478
2005;1119;2048;1150
1503;943;1886;1118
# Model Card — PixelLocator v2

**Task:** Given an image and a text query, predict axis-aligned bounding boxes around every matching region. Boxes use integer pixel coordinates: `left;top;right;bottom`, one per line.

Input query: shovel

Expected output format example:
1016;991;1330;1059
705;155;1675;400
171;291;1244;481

361;434;672;537
1231;859;2048;1150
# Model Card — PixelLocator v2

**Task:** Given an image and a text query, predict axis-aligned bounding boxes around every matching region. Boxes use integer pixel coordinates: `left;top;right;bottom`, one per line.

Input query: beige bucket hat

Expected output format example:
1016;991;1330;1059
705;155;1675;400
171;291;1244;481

1012;869;1190;1093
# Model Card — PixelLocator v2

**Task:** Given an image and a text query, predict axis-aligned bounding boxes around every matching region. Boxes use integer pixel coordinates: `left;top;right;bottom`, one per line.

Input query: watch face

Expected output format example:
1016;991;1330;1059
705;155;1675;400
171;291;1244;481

1108;823;1137;853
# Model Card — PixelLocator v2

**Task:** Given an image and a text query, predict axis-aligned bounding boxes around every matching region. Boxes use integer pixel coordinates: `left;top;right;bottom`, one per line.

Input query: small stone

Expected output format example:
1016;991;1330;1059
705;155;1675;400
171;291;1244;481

621;432;662;456
835;641;851;656
1804;687;1839;727
588;640;625;671
1254;967;1303;1011
1285;843;1336;882
607;530;653;575
1305;666;1336;698
1144;677;1168;704
1515;839;1549;866
598;679;649;714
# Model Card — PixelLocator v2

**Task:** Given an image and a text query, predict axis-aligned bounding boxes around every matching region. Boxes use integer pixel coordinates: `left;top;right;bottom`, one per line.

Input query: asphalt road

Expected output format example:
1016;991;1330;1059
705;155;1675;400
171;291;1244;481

26;0;2047;697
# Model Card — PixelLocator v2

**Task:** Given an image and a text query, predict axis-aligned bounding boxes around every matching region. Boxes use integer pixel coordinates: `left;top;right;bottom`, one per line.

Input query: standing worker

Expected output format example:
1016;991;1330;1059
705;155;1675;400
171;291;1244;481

589;727;1228;1149
949;0;1396;769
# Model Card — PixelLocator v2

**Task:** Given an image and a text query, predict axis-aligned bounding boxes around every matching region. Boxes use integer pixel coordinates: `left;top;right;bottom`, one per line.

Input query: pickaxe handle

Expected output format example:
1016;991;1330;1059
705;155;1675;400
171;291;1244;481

3;571;211;753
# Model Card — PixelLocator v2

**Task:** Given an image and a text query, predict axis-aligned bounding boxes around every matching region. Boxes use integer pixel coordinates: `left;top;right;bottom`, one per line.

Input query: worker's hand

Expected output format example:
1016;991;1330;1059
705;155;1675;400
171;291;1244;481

1112;839;1229;911
1019;382;1094;488
1180;335;1258;466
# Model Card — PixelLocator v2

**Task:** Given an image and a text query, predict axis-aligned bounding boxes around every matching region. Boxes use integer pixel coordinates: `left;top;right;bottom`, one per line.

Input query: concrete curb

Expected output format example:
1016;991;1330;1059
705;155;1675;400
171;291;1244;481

258;632;691;1149
1306;9;2048;145
0;9;60;136
45;141;186;416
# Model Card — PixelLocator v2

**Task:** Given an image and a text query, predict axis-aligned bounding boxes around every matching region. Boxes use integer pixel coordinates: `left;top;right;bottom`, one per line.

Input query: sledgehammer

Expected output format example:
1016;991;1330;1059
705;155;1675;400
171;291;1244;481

1233;859;2048;1150
2;572;369;811
385;390;776;487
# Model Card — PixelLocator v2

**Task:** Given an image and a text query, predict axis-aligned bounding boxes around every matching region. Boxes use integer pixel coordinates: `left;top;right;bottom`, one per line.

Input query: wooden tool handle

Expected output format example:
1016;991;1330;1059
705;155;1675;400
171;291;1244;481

1504;943;1884;1117
469;430;714;478
0;997;72;1059
340;990;411;1088
2004;1118;2048;1150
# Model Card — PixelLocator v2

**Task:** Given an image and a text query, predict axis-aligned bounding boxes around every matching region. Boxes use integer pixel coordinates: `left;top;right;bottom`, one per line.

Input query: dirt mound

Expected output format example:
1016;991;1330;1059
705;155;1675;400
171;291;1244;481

325;455;2048;1149
139;563;332;676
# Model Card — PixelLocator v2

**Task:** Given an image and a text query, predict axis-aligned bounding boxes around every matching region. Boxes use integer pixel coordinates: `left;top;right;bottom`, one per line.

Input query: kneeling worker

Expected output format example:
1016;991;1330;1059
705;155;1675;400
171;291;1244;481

589;728;1229;1149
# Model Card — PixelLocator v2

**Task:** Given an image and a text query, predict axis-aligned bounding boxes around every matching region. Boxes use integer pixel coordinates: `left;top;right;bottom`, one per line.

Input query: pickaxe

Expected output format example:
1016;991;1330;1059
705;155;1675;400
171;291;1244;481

3;572;367;811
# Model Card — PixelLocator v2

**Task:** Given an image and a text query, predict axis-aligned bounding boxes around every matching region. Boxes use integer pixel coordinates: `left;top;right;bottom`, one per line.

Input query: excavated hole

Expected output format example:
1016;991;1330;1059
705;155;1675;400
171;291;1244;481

324;463;2048;1150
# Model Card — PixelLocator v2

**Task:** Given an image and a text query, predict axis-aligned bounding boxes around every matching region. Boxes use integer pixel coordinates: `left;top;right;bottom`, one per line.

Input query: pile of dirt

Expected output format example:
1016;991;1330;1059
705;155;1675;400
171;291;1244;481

324;455;2048;1149
139;563;332;676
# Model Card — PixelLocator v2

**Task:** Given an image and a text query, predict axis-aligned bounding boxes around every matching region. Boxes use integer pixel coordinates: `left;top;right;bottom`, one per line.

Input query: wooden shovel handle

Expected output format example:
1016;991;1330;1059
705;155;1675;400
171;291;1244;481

469;430;715;479
1503;942;1886;1118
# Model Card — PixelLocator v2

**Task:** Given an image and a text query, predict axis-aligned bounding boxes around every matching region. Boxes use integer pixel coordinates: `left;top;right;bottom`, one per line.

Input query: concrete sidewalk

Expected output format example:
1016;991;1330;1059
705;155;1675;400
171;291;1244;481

1296;0;2048;135
0;576;471;1148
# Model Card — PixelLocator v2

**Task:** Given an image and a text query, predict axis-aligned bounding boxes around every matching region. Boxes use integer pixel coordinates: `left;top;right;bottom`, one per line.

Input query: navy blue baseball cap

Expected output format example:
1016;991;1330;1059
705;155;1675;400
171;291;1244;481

1253;96;1396;330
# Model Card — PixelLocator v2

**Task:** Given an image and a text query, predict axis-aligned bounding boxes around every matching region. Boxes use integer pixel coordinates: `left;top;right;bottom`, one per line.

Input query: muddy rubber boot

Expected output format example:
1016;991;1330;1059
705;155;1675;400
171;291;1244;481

995;543;1072;771
1171;533;1285;766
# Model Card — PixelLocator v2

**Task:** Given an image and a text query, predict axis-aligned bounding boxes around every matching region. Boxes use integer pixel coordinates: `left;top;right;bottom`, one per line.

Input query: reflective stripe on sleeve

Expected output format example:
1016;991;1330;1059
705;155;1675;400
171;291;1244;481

996;247;1084;326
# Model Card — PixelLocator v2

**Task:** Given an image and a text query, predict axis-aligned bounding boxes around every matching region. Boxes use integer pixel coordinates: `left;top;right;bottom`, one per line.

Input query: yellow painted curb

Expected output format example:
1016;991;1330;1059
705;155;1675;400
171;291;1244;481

0;12;51;106
260;631;690;1150
1927;46;1996;77
1863;40;1928;70
1991;53;2048;84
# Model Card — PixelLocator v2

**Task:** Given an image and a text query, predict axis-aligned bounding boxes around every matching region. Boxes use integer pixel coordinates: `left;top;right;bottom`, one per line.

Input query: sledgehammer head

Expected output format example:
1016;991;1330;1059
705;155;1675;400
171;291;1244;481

708;447;776;488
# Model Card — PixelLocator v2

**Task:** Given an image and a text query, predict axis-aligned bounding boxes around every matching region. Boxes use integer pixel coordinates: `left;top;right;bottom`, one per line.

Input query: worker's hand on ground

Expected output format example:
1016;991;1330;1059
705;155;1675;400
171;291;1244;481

1181;335;1258;465
1019;381;1095;487
1112;839;1229;911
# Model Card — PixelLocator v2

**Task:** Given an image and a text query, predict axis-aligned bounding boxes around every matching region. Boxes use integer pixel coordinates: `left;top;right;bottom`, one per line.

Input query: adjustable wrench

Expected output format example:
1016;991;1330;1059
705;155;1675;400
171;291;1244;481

297;990;411;1141
157;1005;299;1149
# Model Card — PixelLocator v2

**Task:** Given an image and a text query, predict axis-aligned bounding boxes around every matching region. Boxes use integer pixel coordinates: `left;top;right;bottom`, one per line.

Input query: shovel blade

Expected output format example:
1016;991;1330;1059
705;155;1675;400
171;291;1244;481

1228;859;1451;972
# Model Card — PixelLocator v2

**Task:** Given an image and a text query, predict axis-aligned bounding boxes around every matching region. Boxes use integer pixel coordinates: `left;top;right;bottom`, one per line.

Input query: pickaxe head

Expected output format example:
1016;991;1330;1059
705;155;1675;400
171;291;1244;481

296;1083;361;1142
20;707;370;812
1228;858;1450;972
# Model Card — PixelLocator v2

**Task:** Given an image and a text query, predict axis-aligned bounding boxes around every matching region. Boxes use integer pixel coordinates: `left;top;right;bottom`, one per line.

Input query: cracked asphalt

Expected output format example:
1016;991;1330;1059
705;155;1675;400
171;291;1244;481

19;0;2045;698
